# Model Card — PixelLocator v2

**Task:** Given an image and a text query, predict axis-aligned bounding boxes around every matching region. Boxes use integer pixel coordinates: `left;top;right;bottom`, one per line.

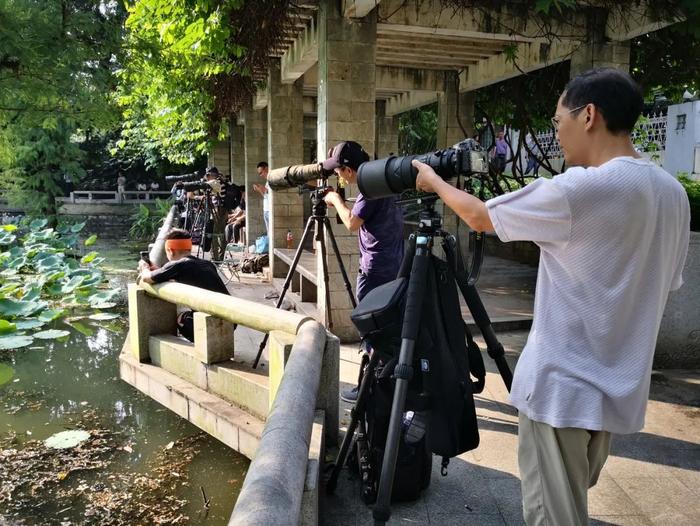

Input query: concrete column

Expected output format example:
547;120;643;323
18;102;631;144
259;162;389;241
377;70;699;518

243;106;268;246
437;72;475;148
570;40;630;76
209;139;230;178
230;121;245;186
375;100;399;158
437;76;476;254
316;0;376;341
267;59;305;278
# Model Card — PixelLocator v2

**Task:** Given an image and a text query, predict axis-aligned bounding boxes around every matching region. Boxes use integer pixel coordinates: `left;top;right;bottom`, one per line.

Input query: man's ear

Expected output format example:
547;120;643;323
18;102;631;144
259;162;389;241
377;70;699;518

584;104;596;131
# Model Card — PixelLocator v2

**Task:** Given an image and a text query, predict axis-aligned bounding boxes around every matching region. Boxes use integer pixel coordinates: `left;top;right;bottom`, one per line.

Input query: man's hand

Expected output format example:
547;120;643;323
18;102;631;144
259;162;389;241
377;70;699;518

137;259;151;273
323;189;343;208
413;159;443;193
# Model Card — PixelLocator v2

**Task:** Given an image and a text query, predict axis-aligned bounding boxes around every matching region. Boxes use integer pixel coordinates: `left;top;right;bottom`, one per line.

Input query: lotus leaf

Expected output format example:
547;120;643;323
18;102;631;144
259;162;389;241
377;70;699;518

0;232;16;245
30;219;48;231
89;312;120;321
84;234;98;246
33;329;70;340
0;335;34;350
60;276;85;294
14;319;45;330
92;302;117;309
0;299;47;318
70;222;86;233
38;309;64;322
0;363;14;386
81;251;98;264
88;289;119;305
68;321;94;337
45;430;90;449
0;319;17;335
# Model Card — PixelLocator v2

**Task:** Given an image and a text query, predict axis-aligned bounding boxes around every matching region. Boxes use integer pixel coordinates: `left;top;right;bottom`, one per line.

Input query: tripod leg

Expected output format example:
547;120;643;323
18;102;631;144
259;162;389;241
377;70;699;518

252;216;316;369
373;236;432;526
327;350;381;494
316;219;333;330
323;217;357;309
442;235;513;391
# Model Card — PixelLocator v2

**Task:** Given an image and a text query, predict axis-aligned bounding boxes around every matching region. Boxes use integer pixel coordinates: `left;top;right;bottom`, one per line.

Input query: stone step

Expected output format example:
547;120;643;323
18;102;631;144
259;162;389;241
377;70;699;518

148;334;270;420
119;345;264;459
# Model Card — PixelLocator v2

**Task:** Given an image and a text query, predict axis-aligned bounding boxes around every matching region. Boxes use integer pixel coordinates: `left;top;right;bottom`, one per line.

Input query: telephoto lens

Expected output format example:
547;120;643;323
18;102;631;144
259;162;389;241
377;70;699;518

267;163;335;190
357;139;488;199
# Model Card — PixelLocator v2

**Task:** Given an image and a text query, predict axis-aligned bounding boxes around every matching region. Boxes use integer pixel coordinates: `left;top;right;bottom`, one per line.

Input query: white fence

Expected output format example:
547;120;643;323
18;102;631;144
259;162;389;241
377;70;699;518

533;111;668;161
56;190;172;204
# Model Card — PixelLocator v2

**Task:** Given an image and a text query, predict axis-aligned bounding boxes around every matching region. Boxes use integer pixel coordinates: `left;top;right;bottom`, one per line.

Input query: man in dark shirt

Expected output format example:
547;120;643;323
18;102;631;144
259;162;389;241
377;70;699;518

322;141;404;401
138;228;229;341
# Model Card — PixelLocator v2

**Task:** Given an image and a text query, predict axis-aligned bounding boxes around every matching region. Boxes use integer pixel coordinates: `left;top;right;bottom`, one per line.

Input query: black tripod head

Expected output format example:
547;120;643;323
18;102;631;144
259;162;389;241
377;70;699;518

297;180;334;217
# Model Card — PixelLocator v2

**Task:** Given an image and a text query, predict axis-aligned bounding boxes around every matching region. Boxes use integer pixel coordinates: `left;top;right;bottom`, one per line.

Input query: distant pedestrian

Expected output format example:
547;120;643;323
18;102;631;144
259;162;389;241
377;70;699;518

492;131;509;175
117;173;126;194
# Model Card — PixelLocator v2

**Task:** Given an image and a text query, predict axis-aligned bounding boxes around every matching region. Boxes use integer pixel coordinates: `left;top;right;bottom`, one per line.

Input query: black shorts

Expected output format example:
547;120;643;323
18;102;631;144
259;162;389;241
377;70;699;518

177;310;195;342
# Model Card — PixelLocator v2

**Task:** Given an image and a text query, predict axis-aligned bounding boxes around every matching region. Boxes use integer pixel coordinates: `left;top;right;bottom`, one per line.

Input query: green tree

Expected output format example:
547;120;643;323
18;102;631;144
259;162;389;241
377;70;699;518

0;0;124;220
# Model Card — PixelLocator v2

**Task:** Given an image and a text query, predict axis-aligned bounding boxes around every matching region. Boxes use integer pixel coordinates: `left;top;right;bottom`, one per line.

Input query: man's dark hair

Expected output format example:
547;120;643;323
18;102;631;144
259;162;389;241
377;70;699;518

166;228;191;240
562;68;643;134
257;161;268;169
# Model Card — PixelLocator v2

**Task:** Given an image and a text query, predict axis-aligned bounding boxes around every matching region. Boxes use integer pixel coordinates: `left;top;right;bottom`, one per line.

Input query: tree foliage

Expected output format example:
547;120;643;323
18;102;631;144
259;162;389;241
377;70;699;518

0;0;124;219
116;0;293;164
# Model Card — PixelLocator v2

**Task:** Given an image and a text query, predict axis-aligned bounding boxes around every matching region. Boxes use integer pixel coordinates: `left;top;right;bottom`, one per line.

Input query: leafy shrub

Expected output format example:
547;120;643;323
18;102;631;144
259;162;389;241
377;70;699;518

128;198;172;240
678;174;700;232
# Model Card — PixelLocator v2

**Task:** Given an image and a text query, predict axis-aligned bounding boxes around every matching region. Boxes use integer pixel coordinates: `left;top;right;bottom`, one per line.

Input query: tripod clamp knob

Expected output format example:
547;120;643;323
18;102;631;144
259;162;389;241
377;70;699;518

393;363;413;381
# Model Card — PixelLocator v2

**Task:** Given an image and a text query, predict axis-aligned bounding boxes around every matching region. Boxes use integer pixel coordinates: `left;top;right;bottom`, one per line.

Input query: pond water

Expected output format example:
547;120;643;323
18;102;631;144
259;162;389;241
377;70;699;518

0;255;250;525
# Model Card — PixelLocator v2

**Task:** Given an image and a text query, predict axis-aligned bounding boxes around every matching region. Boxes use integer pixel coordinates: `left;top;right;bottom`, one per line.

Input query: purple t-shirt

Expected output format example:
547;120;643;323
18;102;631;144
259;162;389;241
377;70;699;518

352;193;404;278
495;138;508;156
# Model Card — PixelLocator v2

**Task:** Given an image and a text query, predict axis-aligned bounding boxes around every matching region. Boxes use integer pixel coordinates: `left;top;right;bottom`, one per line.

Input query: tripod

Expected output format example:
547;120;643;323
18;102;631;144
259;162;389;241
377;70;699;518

252;182;358;369
326;198;513;525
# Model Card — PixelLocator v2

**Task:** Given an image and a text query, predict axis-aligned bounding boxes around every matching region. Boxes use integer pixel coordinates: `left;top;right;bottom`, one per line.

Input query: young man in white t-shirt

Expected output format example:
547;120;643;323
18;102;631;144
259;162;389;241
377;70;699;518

412;68;690;525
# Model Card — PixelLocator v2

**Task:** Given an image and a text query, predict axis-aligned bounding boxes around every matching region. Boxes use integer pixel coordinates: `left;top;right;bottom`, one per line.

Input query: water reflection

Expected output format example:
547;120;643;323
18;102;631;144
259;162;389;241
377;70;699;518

0;318;249;525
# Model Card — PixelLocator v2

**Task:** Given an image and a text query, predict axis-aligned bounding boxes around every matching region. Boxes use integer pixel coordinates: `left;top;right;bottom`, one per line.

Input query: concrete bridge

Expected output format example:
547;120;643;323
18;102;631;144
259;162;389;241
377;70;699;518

207;0;683;341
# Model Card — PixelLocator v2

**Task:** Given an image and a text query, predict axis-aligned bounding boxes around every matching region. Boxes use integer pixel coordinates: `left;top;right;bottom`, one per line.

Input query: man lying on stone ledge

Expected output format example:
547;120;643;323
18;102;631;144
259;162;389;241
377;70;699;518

137;228;230;342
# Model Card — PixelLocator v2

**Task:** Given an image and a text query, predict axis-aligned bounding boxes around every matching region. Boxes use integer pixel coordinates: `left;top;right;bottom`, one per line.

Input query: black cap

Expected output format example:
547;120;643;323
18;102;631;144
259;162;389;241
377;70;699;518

206;166;220;177
321;141;369;172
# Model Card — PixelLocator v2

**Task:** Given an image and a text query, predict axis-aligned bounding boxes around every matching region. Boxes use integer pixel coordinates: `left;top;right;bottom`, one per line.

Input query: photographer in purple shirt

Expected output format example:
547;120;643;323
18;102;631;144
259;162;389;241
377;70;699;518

322;141;404;401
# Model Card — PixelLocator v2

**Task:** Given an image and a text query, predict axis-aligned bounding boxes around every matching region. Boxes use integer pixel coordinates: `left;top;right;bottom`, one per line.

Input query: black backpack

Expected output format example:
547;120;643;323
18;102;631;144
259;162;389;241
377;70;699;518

222;183;243;211
350;254;484;501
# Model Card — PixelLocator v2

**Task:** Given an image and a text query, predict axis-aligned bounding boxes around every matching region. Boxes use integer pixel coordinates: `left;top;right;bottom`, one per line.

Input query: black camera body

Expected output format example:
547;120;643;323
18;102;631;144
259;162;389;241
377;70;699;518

358;139;488;199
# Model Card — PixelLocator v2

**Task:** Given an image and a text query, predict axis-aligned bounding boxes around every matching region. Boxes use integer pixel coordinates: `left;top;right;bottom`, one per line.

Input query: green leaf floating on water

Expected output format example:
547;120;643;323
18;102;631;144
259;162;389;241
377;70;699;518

84;234;98;247
30;218;48;231
88;289;119;306
14;319;45;330
89;312;120;321
70;222;86;233
0;319;17;335
0;299;47;318
33;329;71;340
38;309;64;322
0;335;34;350
92;302;116;309
81;251;98;264
68;321;94;337
0;363;14;386
45;430;90;449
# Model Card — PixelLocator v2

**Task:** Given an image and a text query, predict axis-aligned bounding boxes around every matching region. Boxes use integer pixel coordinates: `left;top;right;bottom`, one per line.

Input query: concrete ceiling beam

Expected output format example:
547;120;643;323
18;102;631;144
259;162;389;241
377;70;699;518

458;40;576;93
281;17;319;83
385;90;439;116
343;0;382;19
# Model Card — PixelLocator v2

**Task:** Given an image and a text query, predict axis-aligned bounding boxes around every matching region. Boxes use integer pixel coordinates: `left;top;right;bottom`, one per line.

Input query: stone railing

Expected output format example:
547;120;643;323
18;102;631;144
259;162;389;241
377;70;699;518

125;221;339;525
56;190;172;204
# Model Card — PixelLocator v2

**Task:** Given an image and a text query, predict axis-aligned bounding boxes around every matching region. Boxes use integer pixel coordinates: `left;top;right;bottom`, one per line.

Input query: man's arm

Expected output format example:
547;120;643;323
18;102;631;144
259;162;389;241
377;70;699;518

413;159;494;232
324;191;364;232
137;260;158;284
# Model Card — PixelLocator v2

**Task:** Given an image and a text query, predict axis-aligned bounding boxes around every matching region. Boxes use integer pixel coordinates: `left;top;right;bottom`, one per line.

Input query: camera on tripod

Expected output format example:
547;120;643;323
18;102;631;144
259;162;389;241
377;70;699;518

165;173;220;194
266;162;335;190
358;138;488;199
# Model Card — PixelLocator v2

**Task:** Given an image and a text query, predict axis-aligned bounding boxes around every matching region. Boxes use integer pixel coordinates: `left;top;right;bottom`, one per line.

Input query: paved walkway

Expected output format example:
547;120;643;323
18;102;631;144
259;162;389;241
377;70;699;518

225;258;700;525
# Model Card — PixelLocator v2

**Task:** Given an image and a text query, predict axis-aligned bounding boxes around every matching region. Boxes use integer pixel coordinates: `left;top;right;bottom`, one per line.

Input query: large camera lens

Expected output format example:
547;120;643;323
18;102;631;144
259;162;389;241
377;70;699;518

358;150;458;199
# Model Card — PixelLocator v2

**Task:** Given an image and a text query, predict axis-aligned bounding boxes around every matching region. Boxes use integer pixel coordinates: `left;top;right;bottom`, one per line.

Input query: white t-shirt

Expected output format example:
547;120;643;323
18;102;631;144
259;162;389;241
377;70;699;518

486;157;690;434
263;181;271;212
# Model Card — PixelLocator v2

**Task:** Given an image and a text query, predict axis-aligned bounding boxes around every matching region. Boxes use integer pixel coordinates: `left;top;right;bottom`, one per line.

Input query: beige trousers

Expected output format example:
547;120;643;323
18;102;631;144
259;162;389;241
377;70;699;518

518;412;612;526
